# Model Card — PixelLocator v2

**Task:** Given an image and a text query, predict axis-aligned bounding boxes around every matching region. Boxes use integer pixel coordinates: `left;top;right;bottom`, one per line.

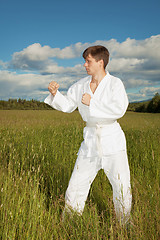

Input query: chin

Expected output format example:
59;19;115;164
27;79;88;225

86;70;91;75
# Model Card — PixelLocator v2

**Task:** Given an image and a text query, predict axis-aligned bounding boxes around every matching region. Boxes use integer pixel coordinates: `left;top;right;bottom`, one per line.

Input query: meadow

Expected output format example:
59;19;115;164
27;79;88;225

0;110;160;239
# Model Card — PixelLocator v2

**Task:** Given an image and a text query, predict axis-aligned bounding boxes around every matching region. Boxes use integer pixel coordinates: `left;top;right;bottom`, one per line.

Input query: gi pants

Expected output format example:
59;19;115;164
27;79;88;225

64;150;132;223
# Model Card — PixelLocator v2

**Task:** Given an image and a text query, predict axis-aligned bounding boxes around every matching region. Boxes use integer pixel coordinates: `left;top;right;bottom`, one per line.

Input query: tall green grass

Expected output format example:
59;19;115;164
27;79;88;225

0;110;160;239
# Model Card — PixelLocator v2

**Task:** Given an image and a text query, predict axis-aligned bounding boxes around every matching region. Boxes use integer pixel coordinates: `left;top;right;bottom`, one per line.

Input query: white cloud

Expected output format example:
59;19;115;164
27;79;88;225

108;58;146;72
126;78;151;88
127;92;145;102
0;35;160;101
0;60;7;69
104;35;160;60
9;42;89;70
41;63;85;75
0;70;84;100
127;86;160;102
12;43;58;61
5;34;160;80
139;87;160;96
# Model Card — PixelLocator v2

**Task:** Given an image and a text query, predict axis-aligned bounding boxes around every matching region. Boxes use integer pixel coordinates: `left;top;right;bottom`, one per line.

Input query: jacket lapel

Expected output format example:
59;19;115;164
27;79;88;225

93;72;110;98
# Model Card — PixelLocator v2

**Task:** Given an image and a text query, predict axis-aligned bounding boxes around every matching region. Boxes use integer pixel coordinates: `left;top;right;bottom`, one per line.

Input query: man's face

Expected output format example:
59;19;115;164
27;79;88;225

83;54;101;75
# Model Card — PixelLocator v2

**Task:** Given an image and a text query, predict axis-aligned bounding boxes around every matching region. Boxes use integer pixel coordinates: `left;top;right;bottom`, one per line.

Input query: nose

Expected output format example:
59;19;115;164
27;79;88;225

83;62;87;67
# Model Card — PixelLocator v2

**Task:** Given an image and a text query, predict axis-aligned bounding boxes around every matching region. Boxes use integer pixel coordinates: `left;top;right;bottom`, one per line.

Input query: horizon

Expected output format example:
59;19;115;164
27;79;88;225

0;96;155;104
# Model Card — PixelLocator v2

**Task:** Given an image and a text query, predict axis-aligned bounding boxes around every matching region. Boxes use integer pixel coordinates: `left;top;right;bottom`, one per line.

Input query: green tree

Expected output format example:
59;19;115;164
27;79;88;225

147;93;160;113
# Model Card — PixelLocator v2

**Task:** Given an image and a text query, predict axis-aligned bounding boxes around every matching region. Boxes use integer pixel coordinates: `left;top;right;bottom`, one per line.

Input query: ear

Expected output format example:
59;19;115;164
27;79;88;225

99;59;104;68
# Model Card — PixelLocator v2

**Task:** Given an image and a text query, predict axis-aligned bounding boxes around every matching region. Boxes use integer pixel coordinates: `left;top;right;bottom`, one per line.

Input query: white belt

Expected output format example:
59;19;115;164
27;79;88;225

86;122;116;157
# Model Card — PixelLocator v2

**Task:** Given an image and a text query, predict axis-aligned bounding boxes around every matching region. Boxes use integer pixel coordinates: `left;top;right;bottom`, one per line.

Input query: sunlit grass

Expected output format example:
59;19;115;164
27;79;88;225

0;110;160;239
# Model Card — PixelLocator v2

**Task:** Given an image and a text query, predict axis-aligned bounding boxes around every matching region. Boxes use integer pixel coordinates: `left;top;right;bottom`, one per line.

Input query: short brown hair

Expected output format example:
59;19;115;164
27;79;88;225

82;45;109;69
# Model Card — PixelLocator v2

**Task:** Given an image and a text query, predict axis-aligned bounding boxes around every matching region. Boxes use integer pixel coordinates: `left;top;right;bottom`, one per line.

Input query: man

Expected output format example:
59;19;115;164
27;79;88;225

44;45;132;224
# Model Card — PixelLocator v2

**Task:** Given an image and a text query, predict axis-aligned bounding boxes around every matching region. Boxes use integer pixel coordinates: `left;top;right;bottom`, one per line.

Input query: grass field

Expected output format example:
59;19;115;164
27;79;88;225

0;110;160;239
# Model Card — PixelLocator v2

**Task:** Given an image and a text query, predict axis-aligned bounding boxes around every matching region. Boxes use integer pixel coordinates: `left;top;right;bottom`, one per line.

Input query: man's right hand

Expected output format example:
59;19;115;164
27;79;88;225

48;81;59;96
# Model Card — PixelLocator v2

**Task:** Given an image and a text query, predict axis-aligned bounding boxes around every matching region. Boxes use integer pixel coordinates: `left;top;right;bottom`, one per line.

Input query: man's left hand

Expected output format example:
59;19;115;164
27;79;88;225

81;93;91;106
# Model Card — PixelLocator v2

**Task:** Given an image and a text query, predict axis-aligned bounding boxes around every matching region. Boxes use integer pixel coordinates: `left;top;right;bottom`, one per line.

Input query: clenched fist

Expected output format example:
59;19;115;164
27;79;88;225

81;93;91;106
48;81;59;96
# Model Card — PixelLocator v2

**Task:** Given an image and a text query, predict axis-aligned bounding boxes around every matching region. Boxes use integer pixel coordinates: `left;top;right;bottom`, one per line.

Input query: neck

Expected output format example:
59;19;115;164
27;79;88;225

91;70;106;84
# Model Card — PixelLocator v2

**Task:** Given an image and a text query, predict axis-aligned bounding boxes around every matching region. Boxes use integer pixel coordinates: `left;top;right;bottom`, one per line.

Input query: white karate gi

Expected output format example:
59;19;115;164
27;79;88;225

44;71;132;223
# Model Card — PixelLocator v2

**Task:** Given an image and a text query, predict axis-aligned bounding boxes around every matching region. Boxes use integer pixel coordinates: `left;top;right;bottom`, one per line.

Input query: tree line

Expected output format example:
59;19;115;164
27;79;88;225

0;98;52;110
127;93;160;113
0;93;160;112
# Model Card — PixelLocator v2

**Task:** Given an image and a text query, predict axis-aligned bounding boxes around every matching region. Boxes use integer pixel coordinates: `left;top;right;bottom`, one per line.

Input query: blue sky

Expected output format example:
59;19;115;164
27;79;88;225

0;0;160;102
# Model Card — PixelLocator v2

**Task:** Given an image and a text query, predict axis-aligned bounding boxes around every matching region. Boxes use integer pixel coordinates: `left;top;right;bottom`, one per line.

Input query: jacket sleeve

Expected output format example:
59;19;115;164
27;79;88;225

89;79;128;120
44;84;78;113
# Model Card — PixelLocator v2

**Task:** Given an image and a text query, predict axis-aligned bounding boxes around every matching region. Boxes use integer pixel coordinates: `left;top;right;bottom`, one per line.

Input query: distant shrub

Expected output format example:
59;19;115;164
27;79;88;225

128;93;160;113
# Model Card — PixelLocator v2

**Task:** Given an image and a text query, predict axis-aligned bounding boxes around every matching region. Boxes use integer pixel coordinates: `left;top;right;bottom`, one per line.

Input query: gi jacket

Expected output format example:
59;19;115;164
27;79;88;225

44;72;129;157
